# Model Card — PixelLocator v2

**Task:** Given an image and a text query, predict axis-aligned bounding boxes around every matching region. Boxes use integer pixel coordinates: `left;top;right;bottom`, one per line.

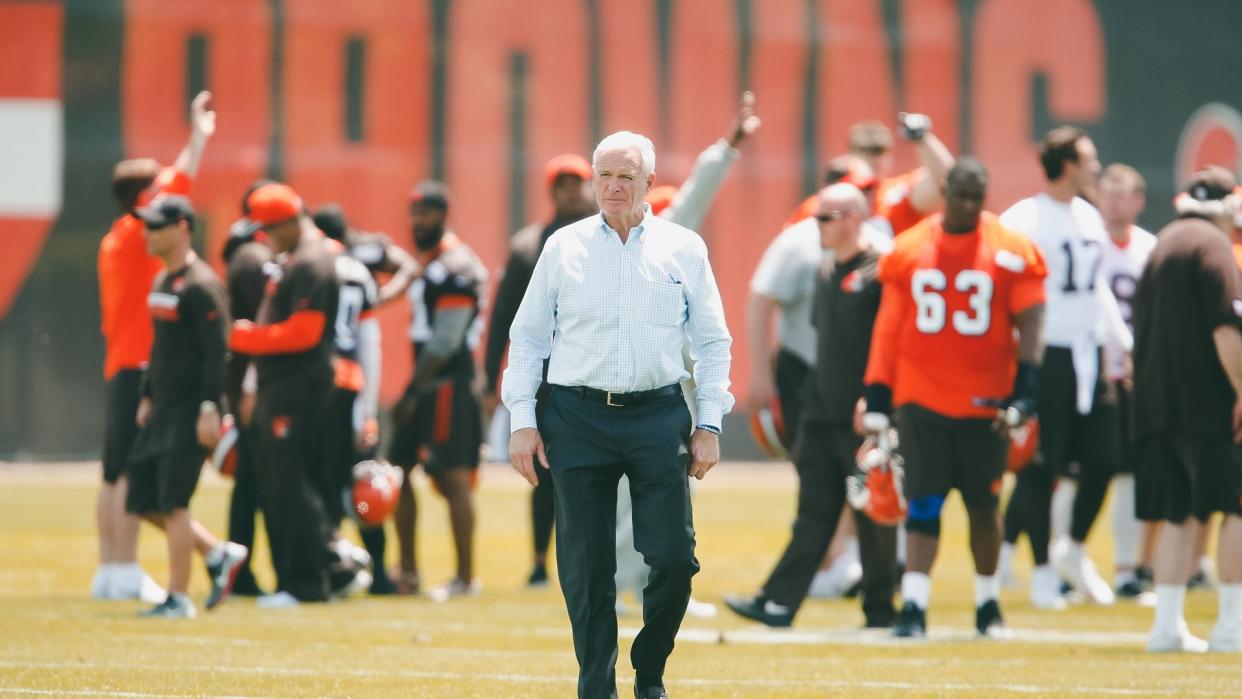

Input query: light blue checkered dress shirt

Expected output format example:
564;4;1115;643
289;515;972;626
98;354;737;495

502;208;734;433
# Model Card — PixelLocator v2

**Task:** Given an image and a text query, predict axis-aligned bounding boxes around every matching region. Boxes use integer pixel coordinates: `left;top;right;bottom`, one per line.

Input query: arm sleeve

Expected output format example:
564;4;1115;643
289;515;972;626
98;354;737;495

410;306;474;391
501;241;560;432
484;252;535;392
863;257;908;388
663;139;741;231
188;284;230;407
684;240;735;429
357;316;382;420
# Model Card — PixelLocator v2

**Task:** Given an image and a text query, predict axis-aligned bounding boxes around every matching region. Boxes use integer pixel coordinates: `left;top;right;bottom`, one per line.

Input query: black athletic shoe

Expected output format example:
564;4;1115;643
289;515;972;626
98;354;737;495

864;614;896;629
527;564;549;588
1135;566;1154;587
723;593;794;628
975;599;1011;639
635;681;669;699
1116;579;1146;599
1188;571;1212;590
205;542;249;611
369;571;397;596
893;601;926;638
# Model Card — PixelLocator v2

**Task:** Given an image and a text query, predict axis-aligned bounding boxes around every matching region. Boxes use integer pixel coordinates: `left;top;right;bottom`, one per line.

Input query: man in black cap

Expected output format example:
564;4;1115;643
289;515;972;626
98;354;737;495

1133;166;1242;653
388;181;489;599
128;194;249;618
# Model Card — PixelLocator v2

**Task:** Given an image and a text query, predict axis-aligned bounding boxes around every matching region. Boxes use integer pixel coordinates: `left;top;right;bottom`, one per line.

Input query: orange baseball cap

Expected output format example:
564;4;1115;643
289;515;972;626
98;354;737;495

645;185;678;215
246;183;304;227
545;154;593;189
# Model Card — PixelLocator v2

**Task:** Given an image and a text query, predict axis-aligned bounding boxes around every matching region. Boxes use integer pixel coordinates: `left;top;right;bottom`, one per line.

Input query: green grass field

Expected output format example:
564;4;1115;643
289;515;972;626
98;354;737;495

0;461;1237;698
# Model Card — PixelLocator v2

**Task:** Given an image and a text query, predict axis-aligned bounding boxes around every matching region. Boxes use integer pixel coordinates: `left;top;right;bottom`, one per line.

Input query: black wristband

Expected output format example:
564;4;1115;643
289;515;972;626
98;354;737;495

1011;361;1040;405
696;424;721;435
862;384;893;417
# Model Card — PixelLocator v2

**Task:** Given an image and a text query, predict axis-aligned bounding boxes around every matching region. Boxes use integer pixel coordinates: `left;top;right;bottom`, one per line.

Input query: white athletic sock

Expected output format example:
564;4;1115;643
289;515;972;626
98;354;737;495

1219;584;1242;628
1153;585;1187;636
1051;478;1077;544
901;572;931;609
205;543;226;567
998;542;1016;578
845;536;860;561
974;574;1000;607
896;525;907;567
1110;475;1140;570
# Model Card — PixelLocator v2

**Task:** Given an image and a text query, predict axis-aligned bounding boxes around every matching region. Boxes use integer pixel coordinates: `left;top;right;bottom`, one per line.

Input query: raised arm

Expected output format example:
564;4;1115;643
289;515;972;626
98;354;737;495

171;91;216;178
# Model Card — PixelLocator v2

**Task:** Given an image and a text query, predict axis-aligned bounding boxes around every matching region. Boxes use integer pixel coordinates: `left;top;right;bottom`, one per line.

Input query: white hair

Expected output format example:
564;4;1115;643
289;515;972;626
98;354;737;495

592;131;656;177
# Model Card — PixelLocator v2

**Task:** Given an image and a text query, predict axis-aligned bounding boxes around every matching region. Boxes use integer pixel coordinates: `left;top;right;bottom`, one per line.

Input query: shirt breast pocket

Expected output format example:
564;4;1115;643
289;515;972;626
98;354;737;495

644;281;686;327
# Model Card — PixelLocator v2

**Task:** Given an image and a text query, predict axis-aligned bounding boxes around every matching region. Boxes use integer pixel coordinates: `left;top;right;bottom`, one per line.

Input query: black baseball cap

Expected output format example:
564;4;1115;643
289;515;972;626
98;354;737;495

135;193;195;230
1184;166;1237;202
312;204;349;241
408;180;451;212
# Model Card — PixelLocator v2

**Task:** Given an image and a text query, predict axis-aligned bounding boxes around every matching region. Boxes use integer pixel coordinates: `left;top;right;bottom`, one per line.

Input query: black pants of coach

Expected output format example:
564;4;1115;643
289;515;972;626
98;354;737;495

542;385;698;699
254;376;336;602
762;419;898;625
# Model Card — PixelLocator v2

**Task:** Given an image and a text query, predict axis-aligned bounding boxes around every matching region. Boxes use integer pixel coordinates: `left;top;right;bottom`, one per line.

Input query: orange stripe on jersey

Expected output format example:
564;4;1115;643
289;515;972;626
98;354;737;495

864;213;1047;419
433;382;454;444
359;309;377;321
435;294;476;310
229;310;327;355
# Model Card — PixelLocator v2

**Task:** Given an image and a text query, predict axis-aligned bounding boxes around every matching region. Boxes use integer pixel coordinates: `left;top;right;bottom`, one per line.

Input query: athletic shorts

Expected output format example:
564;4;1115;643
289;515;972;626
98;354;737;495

1136;431;1242;523
125;400;207;514
896;403;1008;509
1037;346;1120;478
102;369;143;484
388;379;481;472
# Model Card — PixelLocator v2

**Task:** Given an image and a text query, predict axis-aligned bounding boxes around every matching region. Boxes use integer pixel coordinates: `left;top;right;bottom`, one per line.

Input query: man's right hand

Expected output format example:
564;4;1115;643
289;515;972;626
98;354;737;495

746;372;774;412
238;391;256;428
135;397;151;428
509;427;549;486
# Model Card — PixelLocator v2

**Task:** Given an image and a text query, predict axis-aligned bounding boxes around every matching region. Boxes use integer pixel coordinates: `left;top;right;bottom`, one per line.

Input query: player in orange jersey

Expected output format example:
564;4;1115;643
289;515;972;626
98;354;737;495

861;158;1047;638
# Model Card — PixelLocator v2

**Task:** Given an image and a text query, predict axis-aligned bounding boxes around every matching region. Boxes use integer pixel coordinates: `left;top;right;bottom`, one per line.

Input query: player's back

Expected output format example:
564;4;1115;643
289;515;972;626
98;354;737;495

871;213;1047;419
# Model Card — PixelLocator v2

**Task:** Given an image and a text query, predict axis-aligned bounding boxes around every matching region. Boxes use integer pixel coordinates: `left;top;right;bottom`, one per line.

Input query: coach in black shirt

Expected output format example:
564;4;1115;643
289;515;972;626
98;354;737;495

726;182;897;629
1132;167;1242;653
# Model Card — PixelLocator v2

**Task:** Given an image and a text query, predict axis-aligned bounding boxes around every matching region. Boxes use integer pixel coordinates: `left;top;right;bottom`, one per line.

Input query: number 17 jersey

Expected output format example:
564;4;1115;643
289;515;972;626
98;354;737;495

865;213;1047;419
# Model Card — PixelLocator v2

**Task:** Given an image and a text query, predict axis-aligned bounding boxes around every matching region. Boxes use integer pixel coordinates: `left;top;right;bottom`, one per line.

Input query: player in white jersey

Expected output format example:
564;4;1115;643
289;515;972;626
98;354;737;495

1097;164;1158;601
998;127;1131;608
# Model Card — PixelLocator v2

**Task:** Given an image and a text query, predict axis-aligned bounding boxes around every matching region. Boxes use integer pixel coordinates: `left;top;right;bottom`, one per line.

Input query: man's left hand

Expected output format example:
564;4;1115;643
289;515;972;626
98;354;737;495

688;429;720;480
196;408;221;450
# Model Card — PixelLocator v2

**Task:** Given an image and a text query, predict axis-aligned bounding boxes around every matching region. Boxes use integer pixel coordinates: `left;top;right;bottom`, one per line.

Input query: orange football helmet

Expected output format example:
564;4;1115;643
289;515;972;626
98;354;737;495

210;414;239;478
847;429;908;525
1006;417;1040;473
749;397;789;459
346;460;403;526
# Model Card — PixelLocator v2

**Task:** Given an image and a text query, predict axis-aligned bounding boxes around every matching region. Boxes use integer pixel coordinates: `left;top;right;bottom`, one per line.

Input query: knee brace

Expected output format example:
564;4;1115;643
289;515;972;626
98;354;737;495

906;495;945;538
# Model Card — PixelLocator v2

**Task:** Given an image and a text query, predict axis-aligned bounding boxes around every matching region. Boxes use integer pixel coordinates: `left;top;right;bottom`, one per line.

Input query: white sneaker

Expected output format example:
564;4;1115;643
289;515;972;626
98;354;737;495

1209;621;1242;652
90;566;112;599
429;578;480;603
111;565;167;604
1148;620;1208;653
1053;544;1115;605
685;597;718;619
257;591;300;609
807;559;862;599
1030;565;1068;610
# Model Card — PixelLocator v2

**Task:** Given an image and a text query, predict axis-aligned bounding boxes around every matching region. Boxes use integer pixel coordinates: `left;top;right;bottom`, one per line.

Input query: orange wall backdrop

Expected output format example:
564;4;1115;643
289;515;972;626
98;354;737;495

4;0;1242;455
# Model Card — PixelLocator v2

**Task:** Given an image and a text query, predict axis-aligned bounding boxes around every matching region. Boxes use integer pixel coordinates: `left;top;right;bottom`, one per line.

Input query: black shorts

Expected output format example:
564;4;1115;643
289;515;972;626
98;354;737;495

1136;432;1242;523
103;369;143;484
896;404;1008;510
388;380;481;472
1115;381;1136;475
1037;346;1120;478
125;401;207;514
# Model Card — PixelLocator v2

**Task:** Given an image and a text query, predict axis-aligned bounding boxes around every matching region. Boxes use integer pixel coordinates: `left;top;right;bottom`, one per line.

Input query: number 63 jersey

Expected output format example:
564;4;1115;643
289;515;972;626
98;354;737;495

864;212;1048;419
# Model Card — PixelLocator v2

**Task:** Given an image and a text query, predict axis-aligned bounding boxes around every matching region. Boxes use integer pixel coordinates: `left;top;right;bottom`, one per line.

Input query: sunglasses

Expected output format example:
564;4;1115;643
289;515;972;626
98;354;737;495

815;211;850;223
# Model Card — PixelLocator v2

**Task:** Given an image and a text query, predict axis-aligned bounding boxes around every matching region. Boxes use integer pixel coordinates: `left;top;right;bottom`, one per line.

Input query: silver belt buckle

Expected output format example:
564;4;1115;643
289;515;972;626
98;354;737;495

606;391;623;407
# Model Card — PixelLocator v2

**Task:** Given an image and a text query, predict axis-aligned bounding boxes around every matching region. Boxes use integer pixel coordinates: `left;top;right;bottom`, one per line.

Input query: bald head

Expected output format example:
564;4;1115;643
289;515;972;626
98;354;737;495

818;182;868;214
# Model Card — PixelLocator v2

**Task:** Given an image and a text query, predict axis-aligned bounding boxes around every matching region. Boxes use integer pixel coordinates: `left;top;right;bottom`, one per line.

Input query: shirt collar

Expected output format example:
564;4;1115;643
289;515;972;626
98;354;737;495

599;205;654;242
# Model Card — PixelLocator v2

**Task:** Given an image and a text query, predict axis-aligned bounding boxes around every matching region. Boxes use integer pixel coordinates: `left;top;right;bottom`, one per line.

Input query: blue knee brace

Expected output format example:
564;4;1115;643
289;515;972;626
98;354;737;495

906;495;945;537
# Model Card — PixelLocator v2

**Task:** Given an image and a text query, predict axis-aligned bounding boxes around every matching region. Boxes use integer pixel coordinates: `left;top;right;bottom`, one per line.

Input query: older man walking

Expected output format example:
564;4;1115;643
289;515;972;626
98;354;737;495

504;131;734;699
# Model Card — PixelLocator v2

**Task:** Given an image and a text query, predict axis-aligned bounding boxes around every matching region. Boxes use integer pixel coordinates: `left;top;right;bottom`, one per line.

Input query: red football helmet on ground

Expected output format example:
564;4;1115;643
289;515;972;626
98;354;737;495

749;397;789;459
346;460;403;526
1007;417;1040;473
210;414;239;478
847;429;908;525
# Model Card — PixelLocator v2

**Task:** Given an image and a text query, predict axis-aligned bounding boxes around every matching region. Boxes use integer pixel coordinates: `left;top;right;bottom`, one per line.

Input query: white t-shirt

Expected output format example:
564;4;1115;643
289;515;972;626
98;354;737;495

1101;225;1156;378
999;193;1112;349
750;218;892;367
